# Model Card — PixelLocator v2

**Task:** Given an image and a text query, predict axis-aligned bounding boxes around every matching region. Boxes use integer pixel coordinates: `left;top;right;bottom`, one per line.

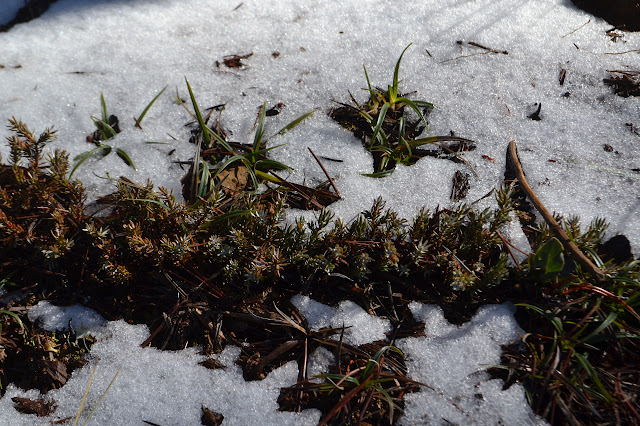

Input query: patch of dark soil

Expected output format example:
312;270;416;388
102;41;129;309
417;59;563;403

570;0;640;31
0;0;59;32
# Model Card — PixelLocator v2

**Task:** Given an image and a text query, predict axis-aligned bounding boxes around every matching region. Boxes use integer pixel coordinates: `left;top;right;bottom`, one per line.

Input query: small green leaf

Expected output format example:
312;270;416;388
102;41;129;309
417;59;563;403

185;78;210;146
136;85;167;127
533;237;565;276
573;352;615;403
390;44;412;104
362;170;395;178
370;103;390;148
100;93;108;123
517;303;564;335
115;148;136;170
70;145;112;177
253;101;267;153
276;110;316;136
254;159;292;171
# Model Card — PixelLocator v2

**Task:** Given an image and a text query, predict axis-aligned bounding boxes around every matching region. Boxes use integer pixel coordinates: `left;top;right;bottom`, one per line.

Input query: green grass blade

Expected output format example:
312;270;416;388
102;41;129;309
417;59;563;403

250;143;287;156
100;93;108;124
375;385;396;423
252;101;267;153
91;116;117;140
362;345;404;378
185;78;210;145
254;170;282;184
136;85;167;127
578;312;618;345
363;64;377;101
407;135;474;148
115;148;136;170
0;310;24;332
362;170;395;178
396;96;431;129
198;160;212;198
370;103;390;147
254;159;292;171
213;154;247;178
276;110;316;136
70;145;112;178
390;44;412;103
573;352;615;403
517;303;564;335
358;109;375;124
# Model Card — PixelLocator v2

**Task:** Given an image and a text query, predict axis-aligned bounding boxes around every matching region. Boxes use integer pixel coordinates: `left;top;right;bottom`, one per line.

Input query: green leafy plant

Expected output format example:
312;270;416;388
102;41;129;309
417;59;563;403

330;44;476;177
495;215;640;424
1;118;84;275
531;237;565;279
71;88;167;177
313;345;407;424
2;118;639;424
183;78;313;202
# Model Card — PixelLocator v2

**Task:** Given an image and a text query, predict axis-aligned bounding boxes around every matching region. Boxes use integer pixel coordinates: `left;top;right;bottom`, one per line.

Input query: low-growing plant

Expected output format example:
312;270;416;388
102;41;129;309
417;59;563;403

312;345;409;424
494;215;640;424
1;118;85;277
330;44;476;177
182;78;313;202
71;88;167;177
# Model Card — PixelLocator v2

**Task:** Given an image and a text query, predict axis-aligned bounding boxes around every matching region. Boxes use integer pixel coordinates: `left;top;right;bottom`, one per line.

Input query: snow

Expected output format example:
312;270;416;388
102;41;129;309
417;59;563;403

0;300;543;425
0;0;638;424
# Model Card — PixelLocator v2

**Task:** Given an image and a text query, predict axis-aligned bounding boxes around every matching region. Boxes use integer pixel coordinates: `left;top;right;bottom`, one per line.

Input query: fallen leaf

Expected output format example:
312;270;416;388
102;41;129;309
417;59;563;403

12;397;56;417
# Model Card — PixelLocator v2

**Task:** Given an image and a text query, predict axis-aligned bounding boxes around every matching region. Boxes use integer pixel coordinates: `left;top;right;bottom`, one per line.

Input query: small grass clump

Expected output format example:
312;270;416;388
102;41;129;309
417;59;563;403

329;44;476;177
180;78;314;205
71;88;167;177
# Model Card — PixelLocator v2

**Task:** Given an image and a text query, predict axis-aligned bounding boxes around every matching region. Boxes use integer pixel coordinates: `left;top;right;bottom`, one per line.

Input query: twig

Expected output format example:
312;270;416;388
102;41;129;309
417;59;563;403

507;141;605;281
496;231;525;270
440;51;491;64
562;19;591;38
308;147;341;198
468;41;508;54
605;50;640;55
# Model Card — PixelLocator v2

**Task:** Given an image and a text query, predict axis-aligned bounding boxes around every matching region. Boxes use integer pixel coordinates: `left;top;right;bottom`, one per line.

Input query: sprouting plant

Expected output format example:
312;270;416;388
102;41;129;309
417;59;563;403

330;44;476;177
71;88;167;177
134;85;167;129
362;44;431;127
312;345;412;424
183;78;313;202
5;117;57;171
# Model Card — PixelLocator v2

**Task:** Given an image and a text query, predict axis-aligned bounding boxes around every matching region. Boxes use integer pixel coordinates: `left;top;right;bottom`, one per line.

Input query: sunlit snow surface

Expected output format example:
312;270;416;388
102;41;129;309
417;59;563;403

0;0;639;423
0;301;544;425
